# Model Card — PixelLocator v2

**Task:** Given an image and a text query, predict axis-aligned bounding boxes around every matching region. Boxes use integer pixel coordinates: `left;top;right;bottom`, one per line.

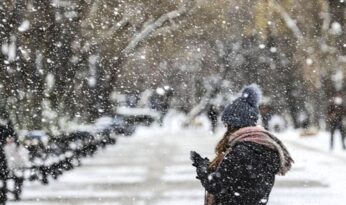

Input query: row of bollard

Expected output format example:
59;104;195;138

1;128;117;204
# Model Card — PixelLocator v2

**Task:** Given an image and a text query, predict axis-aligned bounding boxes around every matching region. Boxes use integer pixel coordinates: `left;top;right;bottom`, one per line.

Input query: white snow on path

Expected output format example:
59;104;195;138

269;129;346;204
8;122;346;205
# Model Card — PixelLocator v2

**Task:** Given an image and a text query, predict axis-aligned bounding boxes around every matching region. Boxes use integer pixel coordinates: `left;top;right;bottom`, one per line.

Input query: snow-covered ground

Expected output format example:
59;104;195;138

272;129;346;204
7;114;346;205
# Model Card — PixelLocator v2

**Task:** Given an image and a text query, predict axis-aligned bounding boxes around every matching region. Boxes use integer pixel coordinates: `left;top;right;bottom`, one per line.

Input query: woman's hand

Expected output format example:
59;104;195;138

190;151;203;166
190;151;210;178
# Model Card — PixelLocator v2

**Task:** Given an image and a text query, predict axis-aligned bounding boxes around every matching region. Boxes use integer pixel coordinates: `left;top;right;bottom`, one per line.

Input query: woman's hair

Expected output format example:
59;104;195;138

209;126;239;170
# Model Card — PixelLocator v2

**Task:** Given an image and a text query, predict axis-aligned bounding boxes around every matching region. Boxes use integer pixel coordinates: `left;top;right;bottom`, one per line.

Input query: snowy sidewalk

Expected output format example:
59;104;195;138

8;127;346;205
271;130;346;205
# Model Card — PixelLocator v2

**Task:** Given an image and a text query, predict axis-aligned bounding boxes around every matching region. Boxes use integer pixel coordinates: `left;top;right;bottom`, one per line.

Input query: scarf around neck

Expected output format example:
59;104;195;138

228;126;294;175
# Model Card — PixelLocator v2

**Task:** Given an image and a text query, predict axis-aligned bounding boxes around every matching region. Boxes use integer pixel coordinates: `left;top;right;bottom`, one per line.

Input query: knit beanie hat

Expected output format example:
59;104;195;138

221;84;262;128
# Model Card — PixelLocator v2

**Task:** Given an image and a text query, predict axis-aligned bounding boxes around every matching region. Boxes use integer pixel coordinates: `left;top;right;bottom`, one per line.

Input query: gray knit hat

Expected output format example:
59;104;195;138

221;84;262;128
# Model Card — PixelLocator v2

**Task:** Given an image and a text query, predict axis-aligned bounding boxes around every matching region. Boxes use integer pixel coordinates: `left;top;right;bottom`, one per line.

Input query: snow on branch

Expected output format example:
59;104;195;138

122;7;187;56
149;19;187;38
320;2;331;33
183;85;214;126
270;0;304;43
105;17;129;36
183;76;223;126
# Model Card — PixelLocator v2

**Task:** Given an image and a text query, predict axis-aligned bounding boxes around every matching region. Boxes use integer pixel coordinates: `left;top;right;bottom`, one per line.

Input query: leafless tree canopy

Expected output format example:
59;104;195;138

0;0;345;130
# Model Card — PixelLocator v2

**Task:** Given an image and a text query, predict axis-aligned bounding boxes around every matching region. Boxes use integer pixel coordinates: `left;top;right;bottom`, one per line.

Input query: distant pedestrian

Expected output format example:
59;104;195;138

126;91;140;108
326;95;346;150
206;104;219;133
149;86;173;125
259;102;274;131
190;84;293;205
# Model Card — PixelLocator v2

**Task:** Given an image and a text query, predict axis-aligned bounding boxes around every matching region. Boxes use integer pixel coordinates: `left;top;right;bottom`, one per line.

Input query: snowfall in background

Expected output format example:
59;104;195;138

0;0;345;132
5;112;346;205
1;0;346;205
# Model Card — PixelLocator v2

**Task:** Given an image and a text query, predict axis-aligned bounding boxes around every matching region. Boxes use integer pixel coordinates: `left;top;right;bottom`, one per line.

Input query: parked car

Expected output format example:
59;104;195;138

94;116;115;137
112;114;136;136
117;107;160;125
94;114;135;136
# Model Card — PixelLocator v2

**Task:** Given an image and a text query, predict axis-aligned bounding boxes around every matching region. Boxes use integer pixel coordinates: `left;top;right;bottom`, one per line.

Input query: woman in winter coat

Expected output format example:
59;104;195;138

191;84;293;205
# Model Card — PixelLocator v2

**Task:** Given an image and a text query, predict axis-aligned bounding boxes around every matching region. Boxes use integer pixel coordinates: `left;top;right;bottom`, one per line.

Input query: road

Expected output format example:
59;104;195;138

8;127;346;205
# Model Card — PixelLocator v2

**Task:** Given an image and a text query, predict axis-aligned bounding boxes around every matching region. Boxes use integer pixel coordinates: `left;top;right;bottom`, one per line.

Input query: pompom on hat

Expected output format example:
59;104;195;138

221;84;262;128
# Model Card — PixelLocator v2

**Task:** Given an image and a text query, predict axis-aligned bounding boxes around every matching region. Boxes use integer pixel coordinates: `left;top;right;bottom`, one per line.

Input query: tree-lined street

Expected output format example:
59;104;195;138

8;127;346;205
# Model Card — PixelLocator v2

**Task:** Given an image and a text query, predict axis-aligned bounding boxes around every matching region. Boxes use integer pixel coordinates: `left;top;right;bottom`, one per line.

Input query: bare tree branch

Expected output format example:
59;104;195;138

105;17;129;36
270;0;304;43
122;7;187;56
320;2;331;33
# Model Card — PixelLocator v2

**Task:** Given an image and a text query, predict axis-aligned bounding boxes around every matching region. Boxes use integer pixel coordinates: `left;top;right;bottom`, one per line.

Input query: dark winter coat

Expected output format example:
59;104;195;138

327;101;345;125
199;142;280;205
195;126;293;205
